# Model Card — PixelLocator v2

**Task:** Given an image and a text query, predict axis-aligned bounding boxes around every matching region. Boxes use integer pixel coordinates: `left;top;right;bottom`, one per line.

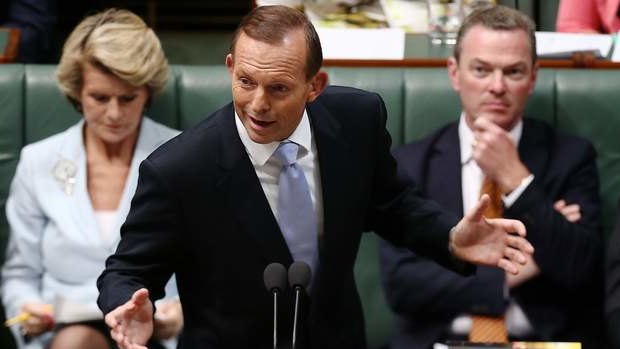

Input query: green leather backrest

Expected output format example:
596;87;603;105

555;70;620;238
325;67;406;147
175;65;232;129
24;65;81;144
403;68;555;142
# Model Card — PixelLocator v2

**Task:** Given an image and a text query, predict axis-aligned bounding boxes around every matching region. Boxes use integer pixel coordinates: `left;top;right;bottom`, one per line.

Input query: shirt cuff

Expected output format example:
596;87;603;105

502;174;534;208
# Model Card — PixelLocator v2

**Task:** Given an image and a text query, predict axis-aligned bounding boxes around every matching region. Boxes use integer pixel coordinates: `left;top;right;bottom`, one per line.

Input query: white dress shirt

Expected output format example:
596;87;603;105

234;110;325;242
451;114;534;337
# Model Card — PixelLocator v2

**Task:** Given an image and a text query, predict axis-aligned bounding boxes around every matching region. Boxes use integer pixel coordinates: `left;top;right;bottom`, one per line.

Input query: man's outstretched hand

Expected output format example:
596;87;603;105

450;194;534;274
104;288;154;349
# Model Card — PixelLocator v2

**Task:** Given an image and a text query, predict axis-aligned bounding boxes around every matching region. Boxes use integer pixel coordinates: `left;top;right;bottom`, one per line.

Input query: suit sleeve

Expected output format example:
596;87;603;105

1;149;46;318
379;239;506;317
97;158;180;314
362;93;467;273
505;140;602;288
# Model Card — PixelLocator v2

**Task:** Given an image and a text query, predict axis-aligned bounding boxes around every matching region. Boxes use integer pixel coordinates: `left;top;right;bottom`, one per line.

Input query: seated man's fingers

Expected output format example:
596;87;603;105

497;258;518;275
487;218;527;237
506;234;534;255
554;199;566;210
566;212;581;222
504;246;527;265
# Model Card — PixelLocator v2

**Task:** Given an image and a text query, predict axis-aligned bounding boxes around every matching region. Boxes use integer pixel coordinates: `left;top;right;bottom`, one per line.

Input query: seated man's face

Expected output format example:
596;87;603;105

448;25;537;131
226;30;324;144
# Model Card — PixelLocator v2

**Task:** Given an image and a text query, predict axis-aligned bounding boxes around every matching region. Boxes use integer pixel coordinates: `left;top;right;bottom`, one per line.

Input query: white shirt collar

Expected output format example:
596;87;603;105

458;113;523;165
234;109;313;166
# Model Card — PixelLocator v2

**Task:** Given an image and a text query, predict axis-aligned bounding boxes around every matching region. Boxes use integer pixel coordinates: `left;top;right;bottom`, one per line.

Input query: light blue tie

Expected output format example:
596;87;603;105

274;141;318;274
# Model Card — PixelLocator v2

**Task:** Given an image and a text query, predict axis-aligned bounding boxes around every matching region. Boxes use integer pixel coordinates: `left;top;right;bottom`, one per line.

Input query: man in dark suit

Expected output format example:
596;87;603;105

380;5;604;349
97;5;534;349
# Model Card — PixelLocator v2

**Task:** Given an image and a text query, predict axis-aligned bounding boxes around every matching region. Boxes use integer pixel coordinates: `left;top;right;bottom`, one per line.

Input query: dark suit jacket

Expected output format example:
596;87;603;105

380;119;604;349
606;199;620;349
97;86;466;349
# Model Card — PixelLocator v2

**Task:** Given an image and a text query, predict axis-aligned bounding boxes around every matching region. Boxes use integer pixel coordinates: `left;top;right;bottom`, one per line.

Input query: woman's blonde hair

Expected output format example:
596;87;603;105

57;8;168;109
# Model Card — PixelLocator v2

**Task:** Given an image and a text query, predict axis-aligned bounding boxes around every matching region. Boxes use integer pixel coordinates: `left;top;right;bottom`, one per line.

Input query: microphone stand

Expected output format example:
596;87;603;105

292;286;302;349
272;289;278;349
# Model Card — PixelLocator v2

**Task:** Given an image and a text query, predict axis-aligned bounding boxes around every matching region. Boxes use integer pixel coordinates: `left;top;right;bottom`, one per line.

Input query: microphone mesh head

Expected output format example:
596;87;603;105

264;262;287;292
288;261;312;288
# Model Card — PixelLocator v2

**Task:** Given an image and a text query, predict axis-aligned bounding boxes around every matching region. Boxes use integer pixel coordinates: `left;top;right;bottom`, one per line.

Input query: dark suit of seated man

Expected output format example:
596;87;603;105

607;200;620;349
95;5;535;349
379;5;604;349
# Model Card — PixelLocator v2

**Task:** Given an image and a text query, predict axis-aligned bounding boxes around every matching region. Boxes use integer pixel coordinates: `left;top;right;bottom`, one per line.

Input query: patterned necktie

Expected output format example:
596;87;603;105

274;141;318;274
469;177;508;343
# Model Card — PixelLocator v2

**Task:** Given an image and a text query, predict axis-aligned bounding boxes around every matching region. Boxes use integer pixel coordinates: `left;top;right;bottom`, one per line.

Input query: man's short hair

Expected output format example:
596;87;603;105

454;5;537;64
230;5;323;80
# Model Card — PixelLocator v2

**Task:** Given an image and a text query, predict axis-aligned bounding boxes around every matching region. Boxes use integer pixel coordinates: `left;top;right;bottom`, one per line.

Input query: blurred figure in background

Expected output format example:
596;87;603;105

556;0;620;33
0;0;57;63
1;8;182;349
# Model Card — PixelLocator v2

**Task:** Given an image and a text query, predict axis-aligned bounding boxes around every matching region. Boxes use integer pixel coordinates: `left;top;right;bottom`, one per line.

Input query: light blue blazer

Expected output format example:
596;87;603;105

1;117;179;348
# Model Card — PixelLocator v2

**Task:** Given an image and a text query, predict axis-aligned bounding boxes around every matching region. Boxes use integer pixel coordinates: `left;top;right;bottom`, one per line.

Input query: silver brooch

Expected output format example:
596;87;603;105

52;158;77;195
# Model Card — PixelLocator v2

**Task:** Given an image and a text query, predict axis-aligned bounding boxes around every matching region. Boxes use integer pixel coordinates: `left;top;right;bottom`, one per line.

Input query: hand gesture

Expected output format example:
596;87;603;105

104;288;154;349
20;303;53;337
153;299;183;340
450;194;534;274
472;117;530;193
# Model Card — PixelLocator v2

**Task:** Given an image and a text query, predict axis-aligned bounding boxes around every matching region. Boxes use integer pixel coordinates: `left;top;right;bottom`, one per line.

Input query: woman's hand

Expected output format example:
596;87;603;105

20;303;54;337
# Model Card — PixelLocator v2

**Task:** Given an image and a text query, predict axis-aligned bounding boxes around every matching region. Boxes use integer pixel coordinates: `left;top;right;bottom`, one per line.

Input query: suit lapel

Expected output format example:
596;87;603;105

216;107;293;264
306;100;353;294
56;120;101;246
429;124;464;216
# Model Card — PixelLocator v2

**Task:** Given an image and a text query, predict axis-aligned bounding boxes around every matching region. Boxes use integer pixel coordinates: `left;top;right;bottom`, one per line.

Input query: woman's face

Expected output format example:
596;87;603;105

80;63;149;145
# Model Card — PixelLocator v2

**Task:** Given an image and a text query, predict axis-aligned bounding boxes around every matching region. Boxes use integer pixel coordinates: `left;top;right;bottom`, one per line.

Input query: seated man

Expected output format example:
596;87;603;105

379;5;604;349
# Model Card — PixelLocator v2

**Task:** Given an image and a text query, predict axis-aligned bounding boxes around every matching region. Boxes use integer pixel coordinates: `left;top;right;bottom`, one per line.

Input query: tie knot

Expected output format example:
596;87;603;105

274;141;299;166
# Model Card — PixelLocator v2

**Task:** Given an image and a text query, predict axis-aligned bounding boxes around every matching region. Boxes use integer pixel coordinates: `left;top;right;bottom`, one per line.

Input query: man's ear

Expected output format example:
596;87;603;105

225;54;234;75
306;70;328;103
447;57;460;92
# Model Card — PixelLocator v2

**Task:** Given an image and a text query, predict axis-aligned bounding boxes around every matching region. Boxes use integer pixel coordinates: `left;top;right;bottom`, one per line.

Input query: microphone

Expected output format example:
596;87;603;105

264;262;287;349
288;261;312;349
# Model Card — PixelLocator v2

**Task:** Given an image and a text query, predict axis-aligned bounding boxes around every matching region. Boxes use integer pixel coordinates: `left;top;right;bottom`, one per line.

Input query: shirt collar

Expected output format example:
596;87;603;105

234;109;312;166
458;113;523;165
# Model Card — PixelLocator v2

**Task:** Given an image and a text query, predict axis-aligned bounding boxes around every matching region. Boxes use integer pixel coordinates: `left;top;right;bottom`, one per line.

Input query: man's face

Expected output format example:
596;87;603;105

448;25;537;131
226;30;326;144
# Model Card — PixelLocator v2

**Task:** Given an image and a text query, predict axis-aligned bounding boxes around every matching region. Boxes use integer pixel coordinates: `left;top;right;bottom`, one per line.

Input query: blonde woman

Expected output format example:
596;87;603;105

1;8;182;349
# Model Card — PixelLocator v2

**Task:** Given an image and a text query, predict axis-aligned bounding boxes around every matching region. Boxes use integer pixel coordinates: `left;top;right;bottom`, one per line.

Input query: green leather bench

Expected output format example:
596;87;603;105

1;64;618;349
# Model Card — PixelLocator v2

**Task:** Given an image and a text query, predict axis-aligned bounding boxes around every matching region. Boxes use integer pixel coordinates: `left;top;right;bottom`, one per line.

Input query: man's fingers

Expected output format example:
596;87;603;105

506;233;534;255
473;115;494;131
486;217;527;237
468;194;490;222
566;212;581;222
498;258;518;275
504;245;527;264
553;199;566;210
